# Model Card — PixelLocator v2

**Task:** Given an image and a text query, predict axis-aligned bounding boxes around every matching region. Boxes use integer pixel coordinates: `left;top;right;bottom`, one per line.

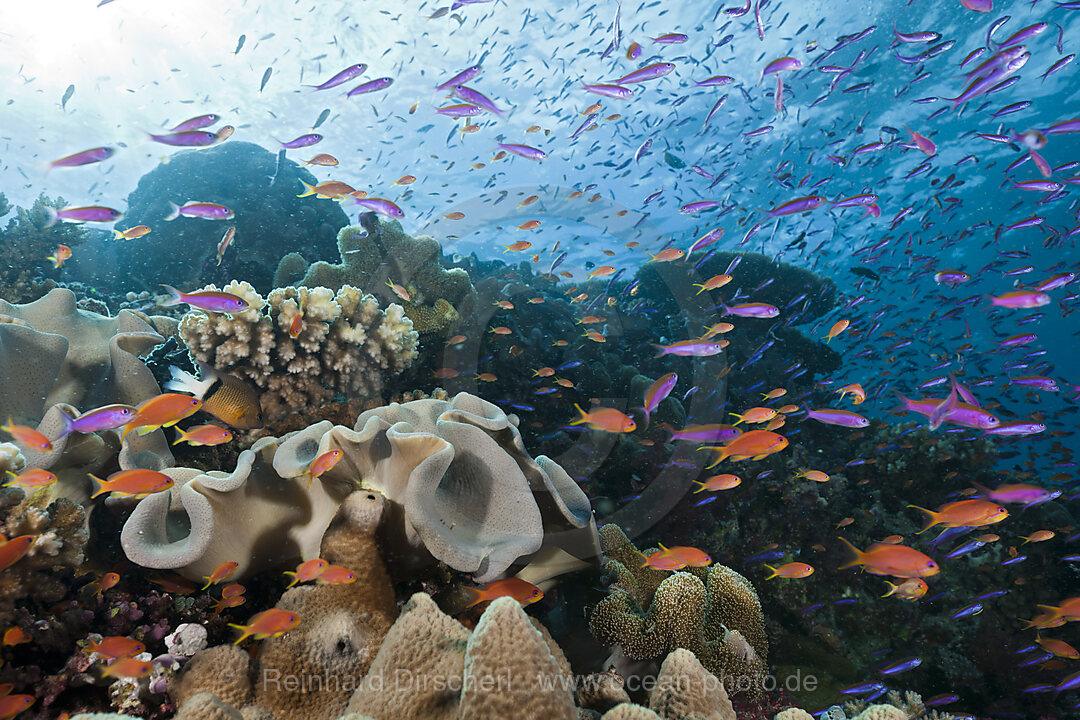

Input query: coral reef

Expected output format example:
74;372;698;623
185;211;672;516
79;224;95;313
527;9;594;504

0;193;91;304
0;288;174;496
169;490;397;720
0;486;88;625
178;281;419;423
589;524;769;696
275;216;477;334
74;141;348;293
120;392;597;586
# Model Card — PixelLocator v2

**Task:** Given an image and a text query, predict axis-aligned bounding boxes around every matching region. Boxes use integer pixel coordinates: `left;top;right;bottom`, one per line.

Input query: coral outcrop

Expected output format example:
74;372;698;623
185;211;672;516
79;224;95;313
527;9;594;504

178;281;419;423
121;392;597;586
77;141;348;293
589;525;769;696
0;288;174;494
275;216;477;335
0;194;91;304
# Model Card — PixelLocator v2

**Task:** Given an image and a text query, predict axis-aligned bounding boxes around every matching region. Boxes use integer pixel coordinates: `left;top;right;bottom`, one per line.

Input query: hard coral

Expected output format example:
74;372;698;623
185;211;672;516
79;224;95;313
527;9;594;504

178;281;419;423
589;525;769;696
0;194;90;304
275;215;477;323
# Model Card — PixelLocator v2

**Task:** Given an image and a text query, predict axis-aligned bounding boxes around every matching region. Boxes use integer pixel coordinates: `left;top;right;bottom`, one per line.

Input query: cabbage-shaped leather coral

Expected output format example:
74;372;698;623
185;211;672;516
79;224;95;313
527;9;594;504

589;524;769;696
178;281;419;423
120;392;598;585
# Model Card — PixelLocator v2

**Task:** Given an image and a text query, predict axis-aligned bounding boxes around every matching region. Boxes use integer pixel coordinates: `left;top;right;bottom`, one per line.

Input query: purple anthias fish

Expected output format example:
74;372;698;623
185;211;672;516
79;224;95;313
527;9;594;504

435;104;483;118
928;380;959;431
720;301;779;318
985;422;1046;437
669;424;743;443
279;133;323;149
613;62;675;84
652;340;726;357
640;373;677;425
347;77;393;97
769;195;826;216
47;206;123;225
165;201;234;221
170;114;220;132
971;482;1060;506
582;83;633;99
58;404;137;438
695;75;734;86
453;86;505;115
148;130;218;147
806;408;870;428
651;33;687;44
436;64;482;92
950;603;983;620
880;656;922;675
1033;272;1076;291
496;142;547;161
571;112;600;140
161;285;249;313
893;392;1000;430
49;146;115;169
352;197;404;219
762;56;802;79
305;63;367;91
1006;376;1058;391
680;201;720;214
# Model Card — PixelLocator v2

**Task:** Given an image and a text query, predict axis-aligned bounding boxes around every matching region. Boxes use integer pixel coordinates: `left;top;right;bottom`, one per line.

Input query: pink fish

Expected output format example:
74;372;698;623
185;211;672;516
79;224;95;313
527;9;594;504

768;195;826;216
170;114;220;132
495;142;547;161
640;373;677;425
304;64;367;91
165;202;234;221
452;86;505;115
351;197;404;219
613;62;675;84
668;424;743;443
762;56;802;80
278;134;322;149
960;0;992;12
46;205;123;225
990;290;1050;308
892;392;1000;430
435;64;482;91
652;340;726;357
720;301;779;319
49;146;115;169
581;83;633;99
147;130;218;147
806;408;869;428
347;77;393;97
161;285;249;313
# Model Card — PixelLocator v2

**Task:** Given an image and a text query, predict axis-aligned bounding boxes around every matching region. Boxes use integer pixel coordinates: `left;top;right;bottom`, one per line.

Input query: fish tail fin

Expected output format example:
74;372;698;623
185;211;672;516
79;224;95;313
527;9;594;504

112;228;125;239
729;413;743;425
172;428;188;446
89;474;109;499
159;284;183;306
881;581;898;598
969;481;991;497
462;586;486;609
691;481;706;494
282;571;299;589
296;181;316;198
200;578;213;591
227;624;251;644
56;410;75;439
1036;604;1061;618
836;536;865;570
44;206;59;228
891;390;915;414
164;365;215;400
906;504;938;533
164;202;181;221
763;564;778;580
570;404;589;425
651;344;668;358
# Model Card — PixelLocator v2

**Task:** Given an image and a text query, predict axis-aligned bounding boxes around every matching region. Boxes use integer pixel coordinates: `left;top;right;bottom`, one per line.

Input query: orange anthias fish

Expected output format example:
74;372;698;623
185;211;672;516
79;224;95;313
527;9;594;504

1;419;52;452
87;635;146;658
386;279;411;302
463;578;544;609
570;404;636;433
202;561;240;590
1036;597;1080;622
173;424;233;447
298;154;339;167
823;319;850;343
306;449;343;486
764;562;814;579
587;265;617;279
729;407;776;425
101;657;152;679
836;383;866;404
283;558;329;588
0;694;34;719
88;469;174;499
122;393;202;439
1;628;30;646
641;544;712;571
0;536;34;573
113;225;151;240
882;578;929;601
703;430;788;465
693;474;742;492
96;571;120;595
837;537;940;578
907;499;1008;533
316;564;356;585
692;274;733;294
229;609;301;643
46;244;72;269
647;248;685;263
1036;635;1080;660
3;468;57;489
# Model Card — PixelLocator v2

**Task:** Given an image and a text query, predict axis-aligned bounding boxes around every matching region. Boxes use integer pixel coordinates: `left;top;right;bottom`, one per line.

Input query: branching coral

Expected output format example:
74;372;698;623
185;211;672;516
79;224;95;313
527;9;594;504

177;281;419;422
589;524;769;696
274;216;477;331
0;194;91;304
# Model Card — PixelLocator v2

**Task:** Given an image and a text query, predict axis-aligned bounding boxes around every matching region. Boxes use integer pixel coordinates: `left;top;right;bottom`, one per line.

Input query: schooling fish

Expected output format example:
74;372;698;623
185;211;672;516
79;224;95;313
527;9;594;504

170;114;220;132
1;419;52;452
570;405;636;433
836;537;940;578
49;146;114;169
46;206;122;225
229;608;300;643
57;404;136;438
640;373;677;425
165;364;263;429
305;63;367;91
164;201;234;221
121;393;202;439
89;469;173;499
463;578;543;608
259;66;273;92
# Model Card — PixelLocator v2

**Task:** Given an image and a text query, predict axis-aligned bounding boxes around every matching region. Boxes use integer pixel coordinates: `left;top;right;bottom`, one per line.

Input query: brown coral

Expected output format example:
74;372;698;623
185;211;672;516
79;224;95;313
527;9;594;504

169;645;254;710
650;648;735;720
589;525;768;696
402;297;460;335
0;194;90;304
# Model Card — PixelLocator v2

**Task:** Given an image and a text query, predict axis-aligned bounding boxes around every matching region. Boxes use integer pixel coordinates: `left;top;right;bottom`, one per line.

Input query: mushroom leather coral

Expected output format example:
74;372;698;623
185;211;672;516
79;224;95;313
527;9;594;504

589;524;769;696
277;392;598;583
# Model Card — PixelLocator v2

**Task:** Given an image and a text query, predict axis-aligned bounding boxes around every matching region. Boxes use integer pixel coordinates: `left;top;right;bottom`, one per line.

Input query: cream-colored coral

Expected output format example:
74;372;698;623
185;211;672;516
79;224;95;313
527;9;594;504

854;705;909;720
169;645;254;710
589;525;768;696
178;281;418;422
603;705;663;720
650;648;735;720
173;692;244;720
0;443;25;476
775;709;816;720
